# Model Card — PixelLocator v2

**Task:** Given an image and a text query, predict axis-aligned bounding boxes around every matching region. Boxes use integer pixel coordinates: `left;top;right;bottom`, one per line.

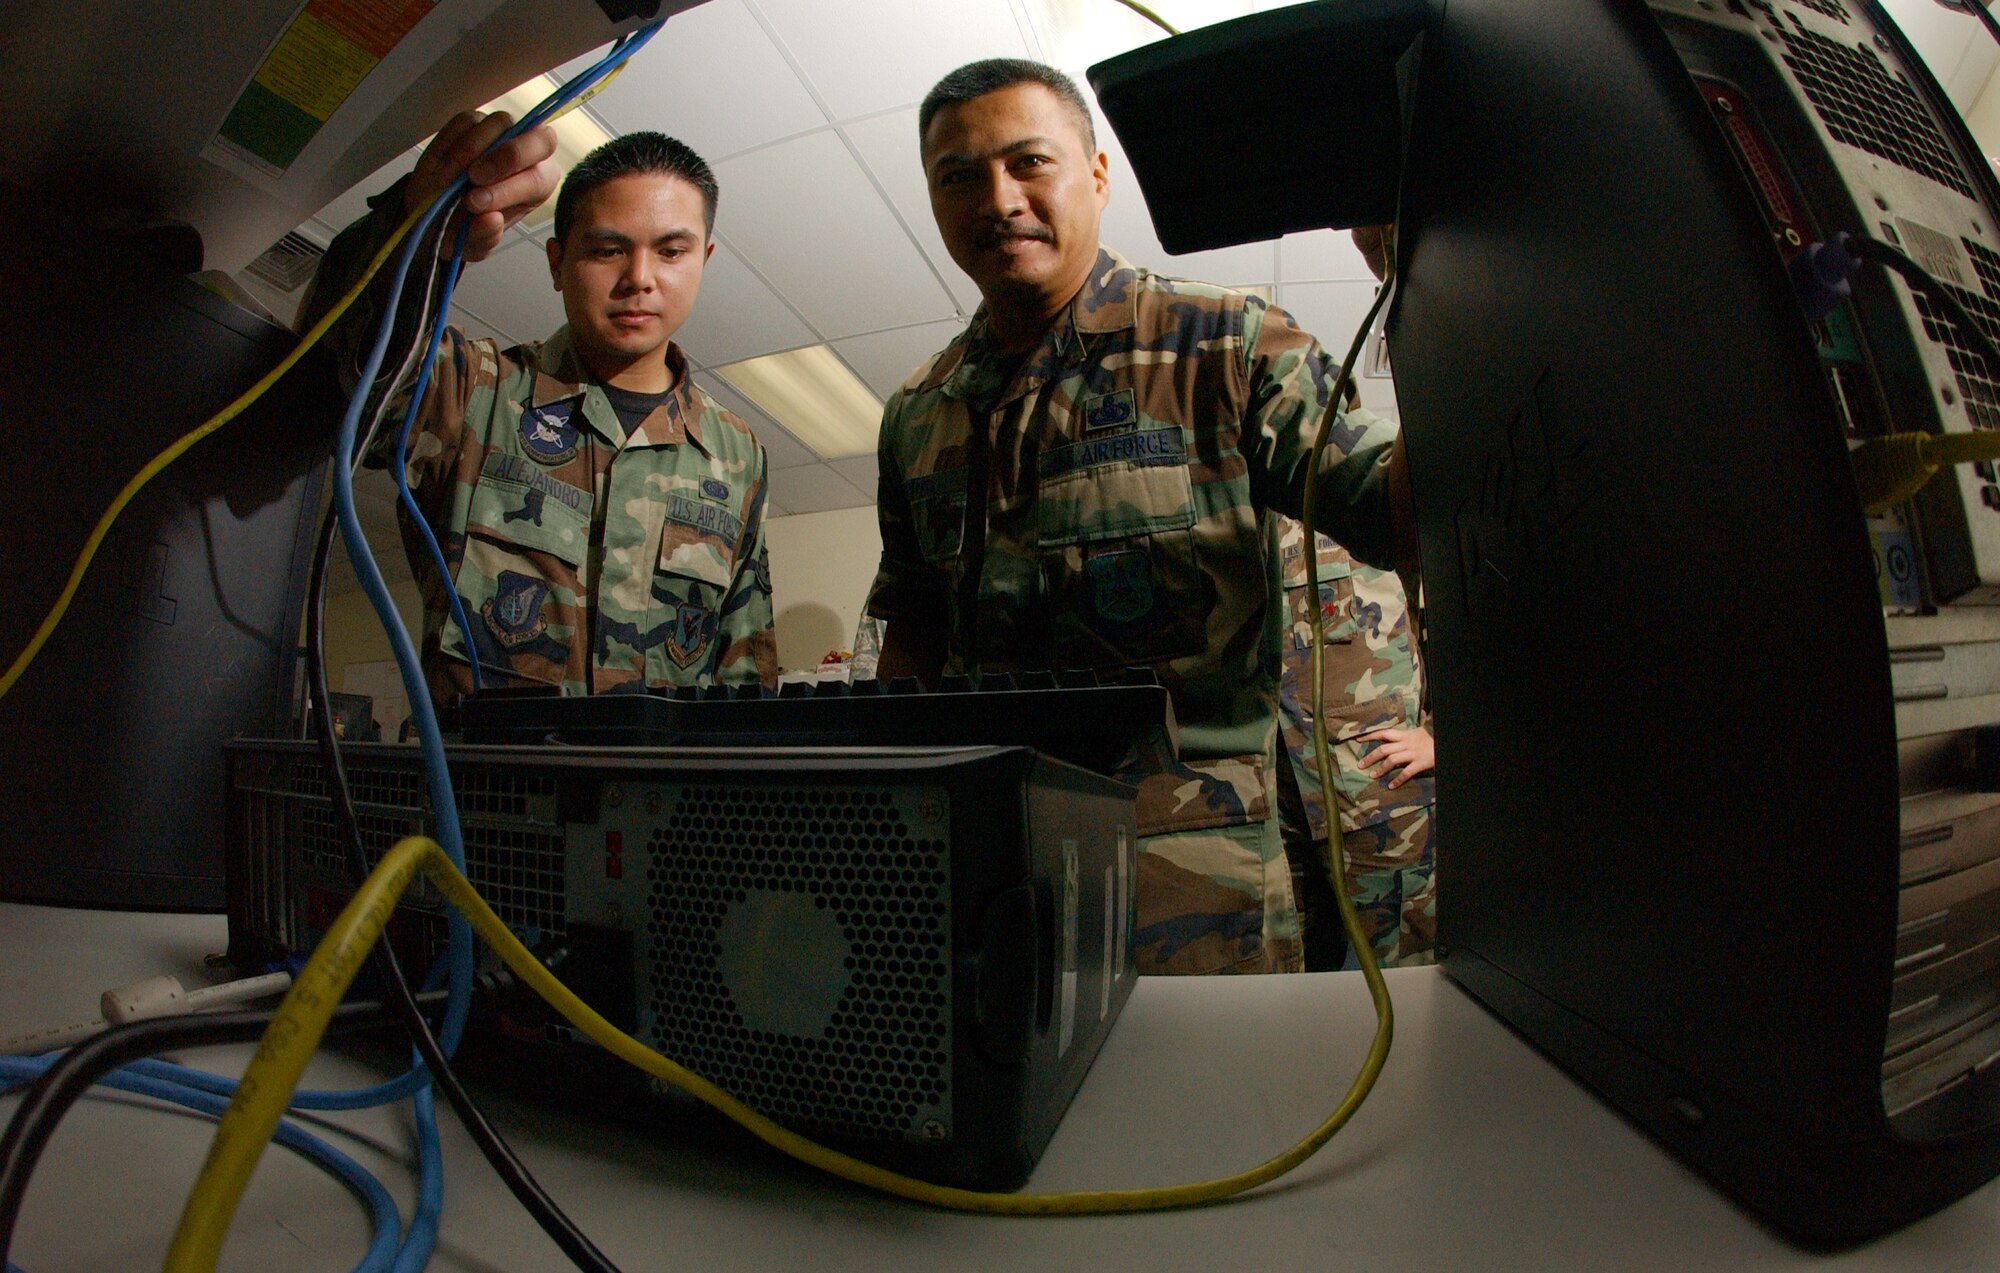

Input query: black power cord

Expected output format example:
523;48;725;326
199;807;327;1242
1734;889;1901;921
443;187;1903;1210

0;995;435;1265
305;424;624;1268
1845;233;2000;375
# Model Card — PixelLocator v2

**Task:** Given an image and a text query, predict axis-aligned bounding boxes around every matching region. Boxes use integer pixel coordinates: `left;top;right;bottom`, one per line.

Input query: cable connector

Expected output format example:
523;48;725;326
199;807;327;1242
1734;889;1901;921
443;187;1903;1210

1789;231;1861;323
0;972;295;1056
1850;429;2000;512
101;972;293;1025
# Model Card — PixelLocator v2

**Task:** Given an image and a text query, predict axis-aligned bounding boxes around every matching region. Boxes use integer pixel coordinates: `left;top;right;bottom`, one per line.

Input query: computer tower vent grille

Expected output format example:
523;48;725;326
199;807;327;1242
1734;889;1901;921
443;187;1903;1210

282;756;421;811
461;825;567;938
264;756;566;940
640;785;954;1144
300;804;415;878
1779;15;1974;198
1792;0;1849;24
1900;231;2000;434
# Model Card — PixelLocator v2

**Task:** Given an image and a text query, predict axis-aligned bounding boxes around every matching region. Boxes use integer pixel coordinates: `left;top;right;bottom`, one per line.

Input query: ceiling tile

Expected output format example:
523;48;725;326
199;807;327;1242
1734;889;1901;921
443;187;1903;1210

674;240;817;367
840;109;982;314
828;454;879;499
767;462;874;514
831;319;965;399
448;236;567;344
755;0;1032;121
716;130;960;339
691;371;821;470
1281;229;1376;284
583;0;826;162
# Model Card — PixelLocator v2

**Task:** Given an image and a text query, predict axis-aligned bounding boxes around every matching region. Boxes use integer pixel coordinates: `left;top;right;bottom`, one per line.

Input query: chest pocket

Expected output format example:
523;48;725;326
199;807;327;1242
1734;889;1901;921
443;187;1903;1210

650;484;743;675
907;467;968;564
452;454;594;680
465;453;595;565
1037;430;1209;669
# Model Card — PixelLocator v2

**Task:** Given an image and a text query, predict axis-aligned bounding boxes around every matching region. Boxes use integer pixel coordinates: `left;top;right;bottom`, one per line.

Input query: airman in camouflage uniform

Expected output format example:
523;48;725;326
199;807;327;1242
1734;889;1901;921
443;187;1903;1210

868;247;1402;973
305;127;775;704
1275;519;1436;967
869;60;1412;975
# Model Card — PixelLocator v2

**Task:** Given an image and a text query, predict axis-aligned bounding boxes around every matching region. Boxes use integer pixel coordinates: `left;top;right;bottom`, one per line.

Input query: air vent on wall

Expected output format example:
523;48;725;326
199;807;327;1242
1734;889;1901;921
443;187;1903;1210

245;231;325;292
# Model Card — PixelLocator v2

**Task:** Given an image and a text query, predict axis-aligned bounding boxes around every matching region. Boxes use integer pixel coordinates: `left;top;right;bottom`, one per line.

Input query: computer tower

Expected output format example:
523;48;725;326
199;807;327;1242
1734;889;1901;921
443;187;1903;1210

0;185;336;910
1091;0;2000;1244
222;739;1139;1189
1391;0;2000;1244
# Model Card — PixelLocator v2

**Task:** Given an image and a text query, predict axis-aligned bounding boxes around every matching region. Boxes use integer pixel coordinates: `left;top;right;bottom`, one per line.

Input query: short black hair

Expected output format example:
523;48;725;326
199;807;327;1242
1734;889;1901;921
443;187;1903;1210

553;131;718;244
918;59;1096;152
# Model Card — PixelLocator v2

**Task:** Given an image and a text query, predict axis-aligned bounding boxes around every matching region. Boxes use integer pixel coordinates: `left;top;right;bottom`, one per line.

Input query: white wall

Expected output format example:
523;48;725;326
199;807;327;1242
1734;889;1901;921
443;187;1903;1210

1881;0;2000;112
765;504;884;672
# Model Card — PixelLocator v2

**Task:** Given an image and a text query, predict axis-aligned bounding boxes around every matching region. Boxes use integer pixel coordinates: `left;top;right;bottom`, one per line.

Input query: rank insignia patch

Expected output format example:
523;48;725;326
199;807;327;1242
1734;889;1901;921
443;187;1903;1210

482;572;549;647
1082;388;1137;434
699;476;730;503
521;402;580;464
665;601;714;669
1086;549;1153;625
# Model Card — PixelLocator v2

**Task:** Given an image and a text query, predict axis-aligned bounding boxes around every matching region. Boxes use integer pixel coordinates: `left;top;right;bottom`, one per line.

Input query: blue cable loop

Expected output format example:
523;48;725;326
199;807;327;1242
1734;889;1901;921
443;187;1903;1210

326;12;664;1068
378;18;662;691
0;1056;402;1273
390;1084;446;1273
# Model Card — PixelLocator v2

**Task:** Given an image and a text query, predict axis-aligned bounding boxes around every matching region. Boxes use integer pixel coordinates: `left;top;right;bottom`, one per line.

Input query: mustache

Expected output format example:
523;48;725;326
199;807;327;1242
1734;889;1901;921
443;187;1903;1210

975;222;1053;249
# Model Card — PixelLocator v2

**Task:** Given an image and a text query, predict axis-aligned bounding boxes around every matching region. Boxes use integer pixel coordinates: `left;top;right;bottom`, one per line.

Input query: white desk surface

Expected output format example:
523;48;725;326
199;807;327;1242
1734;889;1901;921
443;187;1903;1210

2;900;1997;1272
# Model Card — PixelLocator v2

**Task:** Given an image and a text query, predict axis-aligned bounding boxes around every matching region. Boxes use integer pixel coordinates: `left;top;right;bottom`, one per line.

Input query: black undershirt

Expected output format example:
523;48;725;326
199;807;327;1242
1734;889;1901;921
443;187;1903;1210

597;381;674;435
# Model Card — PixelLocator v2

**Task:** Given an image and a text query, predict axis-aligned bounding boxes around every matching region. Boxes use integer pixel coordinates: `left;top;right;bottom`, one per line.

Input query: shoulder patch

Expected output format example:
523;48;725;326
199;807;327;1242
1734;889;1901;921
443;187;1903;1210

482;571;550;647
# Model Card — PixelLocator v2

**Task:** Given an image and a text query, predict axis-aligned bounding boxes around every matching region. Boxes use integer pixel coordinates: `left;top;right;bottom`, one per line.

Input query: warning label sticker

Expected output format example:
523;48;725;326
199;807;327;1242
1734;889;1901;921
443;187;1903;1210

214;0;435;175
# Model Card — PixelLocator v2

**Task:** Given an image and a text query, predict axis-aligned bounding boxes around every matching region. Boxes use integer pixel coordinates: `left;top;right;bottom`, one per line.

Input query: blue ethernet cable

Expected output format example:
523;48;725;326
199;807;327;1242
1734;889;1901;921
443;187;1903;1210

0;1056;401;1273
378;18;664;693
388;217;480;691
390;1084;445;1273
323;12;665;1075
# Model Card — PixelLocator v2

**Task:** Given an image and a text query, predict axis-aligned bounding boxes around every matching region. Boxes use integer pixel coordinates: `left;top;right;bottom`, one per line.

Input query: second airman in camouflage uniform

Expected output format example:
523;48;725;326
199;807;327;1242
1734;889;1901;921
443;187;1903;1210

870;60;1412;975
306;128;776;705
868;247;1402;974
1275;520;1436;967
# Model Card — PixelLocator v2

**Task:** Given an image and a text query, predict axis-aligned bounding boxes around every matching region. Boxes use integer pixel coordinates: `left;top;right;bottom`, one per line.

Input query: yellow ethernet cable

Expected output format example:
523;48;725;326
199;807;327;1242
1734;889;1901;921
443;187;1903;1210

165;264;1405;1271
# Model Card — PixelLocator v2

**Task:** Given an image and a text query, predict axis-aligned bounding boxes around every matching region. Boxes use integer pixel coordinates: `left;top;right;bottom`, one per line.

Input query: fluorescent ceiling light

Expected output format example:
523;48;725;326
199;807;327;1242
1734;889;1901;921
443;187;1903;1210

1025;0;1265;70
714;346;883;461
475;75;612;231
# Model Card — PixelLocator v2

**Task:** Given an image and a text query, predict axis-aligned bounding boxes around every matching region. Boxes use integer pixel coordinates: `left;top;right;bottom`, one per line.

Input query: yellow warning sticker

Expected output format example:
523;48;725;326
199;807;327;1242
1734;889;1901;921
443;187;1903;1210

215;0;436;175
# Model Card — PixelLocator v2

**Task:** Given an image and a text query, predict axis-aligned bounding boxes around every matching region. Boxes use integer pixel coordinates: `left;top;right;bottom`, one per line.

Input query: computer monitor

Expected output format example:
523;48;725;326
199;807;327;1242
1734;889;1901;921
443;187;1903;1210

1093;0;2000;1245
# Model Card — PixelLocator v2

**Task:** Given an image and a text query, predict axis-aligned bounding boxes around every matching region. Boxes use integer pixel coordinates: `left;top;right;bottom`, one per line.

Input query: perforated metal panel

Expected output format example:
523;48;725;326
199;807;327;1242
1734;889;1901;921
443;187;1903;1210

237;754;566;943
639;784;954;1144
1792;0;1849;25
1778;14;1973;198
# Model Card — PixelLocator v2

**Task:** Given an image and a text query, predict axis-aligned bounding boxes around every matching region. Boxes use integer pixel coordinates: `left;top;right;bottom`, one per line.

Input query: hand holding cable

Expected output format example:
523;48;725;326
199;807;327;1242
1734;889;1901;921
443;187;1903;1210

404;109;561;262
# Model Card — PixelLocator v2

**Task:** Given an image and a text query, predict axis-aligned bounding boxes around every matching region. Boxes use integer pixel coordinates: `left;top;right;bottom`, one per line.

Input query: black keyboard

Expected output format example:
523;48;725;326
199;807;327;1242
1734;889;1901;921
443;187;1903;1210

458;668;1178;775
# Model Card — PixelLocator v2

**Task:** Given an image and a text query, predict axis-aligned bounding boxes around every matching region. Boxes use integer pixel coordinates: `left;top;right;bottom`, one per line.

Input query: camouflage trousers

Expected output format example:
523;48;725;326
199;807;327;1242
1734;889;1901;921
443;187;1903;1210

1131;816;1304;975
1303;804;1436;969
